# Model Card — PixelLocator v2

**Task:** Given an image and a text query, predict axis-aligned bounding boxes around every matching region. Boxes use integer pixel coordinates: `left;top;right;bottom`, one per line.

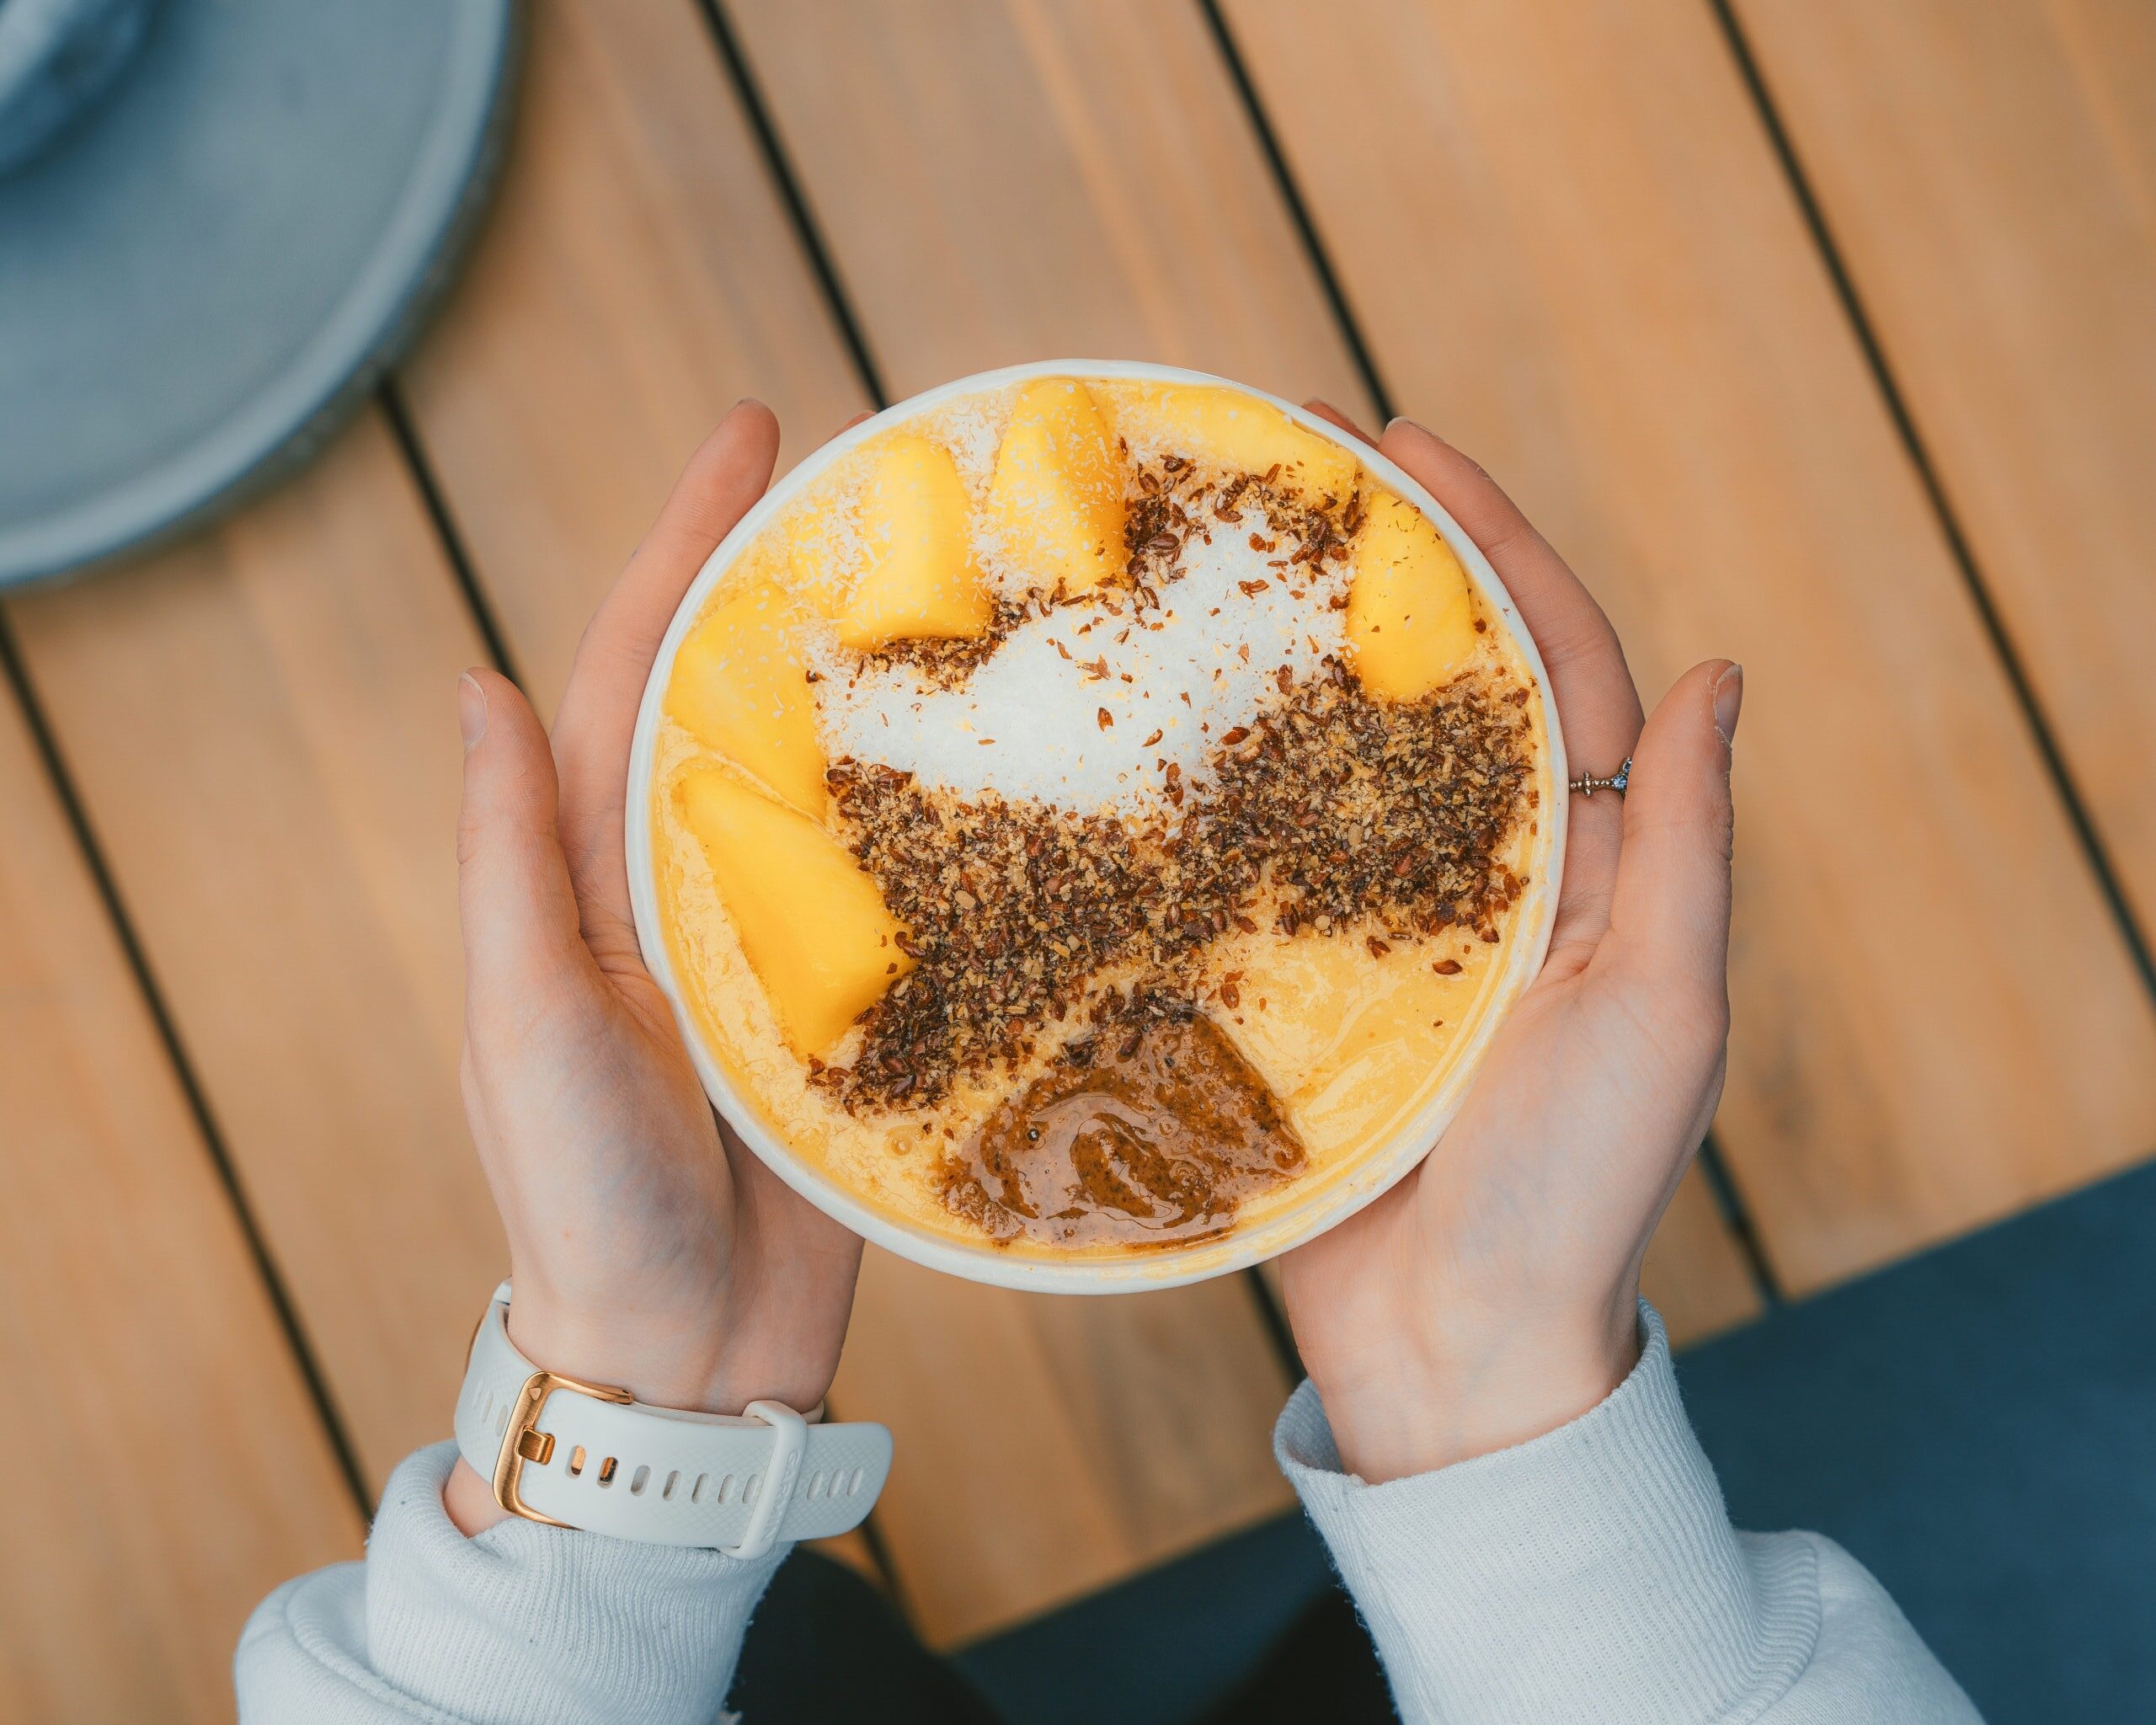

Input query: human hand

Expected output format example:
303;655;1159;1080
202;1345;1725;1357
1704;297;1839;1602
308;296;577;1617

445;403;863;1532
1277;409;1742;1483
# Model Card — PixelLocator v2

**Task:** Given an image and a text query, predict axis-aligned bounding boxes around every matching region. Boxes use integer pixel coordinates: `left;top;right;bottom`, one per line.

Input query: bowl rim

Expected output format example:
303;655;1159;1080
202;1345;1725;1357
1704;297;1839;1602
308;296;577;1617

625;359;1568;1292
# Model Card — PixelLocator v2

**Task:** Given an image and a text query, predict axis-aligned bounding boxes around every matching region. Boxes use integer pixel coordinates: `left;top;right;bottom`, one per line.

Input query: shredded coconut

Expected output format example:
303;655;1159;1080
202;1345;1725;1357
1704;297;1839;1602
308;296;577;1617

814;528;1348;817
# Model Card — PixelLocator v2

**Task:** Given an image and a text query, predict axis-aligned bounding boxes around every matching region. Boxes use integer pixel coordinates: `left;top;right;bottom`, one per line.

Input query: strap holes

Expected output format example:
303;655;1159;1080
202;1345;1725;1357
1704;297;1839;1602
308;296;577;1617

744;1473;761;1506
663;1471;680;1501
567;1445;587;1477
690;1473;708;1503
848;1468;866;1496
805;1471;825;1499
717;1474;735;1503
630;1464;650;1496
494;1407;508;1436
597;1456;618;1487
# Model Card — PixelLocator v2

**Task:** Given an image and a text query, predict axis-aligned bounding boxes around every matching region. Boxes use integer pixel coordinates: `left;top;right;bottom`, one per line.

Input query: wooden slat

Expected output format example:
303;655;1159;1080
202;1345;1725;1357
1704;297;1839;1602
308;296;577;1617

835;1271;1294;1641
728;0;1753;1452
0;677;360;1720
1732;0;2156;934
397;0;865;715
725;0;1369;402
4;409;504;1488
1219;0;2156;1291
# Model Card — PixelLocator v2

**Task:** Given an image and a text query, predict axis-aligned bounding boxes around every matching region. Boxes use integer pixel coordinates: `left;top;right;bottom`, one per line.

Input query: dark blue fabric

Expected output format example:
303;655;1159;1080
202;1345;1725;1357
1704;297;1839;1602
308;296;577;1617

1680;1159;2156;1724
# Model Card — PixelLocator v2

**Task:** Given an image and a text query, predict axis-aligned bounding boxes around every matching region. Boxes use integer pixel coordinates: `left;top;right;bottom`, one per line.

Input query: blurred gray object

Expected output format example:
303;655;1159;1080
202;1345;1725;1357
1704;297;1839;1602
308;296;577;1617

0;0;519;588
0;0;158;174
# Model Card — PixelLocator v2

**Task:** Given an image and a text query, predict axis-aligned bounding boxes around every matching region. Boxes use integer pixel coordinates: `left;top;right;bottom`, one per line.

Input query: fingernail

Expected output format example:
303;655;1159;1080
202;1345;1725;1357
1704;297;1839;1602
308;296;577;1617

457;672;488;752
1713;663;1744;745
1384;415;1425;436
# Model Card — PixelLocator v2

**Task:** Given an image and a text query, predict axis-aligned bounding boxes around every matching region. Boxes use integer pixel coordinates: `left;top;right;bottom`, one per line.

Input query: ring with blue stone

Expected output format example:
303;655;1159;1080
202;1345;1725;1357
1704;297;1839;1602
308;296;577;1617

1568;756;1631;798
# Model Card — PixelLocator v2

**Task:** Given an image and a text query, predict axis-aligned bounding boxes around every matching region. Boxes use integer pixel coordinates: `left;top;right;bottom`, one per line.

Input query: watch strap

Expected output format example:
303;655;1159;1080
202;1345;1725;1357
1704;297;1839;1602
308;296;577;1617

454;1283;890;1554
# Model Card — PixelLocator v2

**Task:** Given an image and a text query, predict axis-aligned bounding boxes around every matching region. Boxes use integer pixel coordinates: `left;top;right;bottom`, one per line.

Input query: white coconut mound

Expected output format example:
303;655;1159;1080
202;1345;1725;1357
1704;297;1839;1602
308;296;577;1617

814;527;1349;820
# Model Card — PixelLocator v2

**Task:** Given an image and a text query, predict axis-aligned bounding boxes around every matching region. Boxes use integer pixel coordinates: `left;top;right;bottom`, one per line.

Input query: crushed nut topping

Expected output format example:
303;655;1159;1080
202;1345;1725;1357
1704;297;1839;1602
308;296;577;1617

819;657;1533;1111
857;597;1029;688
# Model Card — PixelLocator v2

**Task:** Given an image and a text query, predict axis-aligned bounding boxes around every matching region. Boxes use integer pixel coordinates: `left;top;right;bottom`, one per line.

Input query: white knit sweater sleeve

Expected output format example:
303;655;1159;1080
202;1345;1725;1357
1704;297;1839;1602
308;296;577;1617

233;1442;785;1724
1276;1304;1982;1723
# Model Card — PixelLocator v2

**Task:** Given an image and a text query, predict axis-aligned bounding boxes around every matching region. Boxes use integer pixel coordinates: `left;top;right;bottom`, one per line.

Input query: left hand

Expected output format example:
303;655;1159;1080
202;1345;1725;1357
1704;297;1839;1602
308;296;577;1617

444;403;864;1532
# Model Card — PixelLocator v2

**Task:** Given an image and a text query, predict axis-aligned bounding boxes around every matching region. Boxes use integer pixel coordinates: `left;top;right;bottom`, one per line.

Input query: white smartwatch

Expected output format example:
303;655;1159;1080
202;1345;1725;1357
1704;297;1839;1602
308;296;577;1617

454;1282;891;1557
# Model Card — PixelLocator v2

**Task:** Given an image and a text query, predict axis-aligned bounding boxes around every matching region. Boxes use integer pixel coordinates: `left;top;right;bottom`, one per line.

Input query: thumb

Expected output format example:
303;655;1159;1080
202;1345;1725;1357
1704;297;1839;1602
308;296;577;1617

456;669;589;1002
1602;660;1742;997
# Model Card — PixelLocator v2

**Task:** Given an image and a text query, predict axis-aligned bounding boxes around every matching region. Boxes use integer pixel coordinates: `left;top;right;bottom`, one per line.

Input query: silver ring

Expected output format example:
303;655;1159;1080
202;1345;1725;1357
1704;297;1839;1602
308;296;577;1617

1568;756;1630;798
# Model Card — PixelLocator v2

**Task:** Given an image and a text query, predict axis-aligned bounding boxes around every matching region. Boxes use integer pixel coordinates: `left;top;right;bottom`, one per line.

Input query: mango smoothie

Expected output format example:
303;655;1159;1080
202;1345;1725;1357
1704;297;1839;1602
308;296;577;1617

638;369;1557;1272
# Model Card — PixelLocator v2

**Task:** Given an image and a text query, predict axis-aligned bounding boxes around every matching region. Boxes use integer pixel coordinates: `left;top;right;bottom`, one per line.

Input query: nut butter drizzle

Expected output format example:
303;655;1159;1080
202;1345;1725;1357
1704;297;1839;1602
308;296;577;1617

815;459;1537;1246
940;996;1306;1248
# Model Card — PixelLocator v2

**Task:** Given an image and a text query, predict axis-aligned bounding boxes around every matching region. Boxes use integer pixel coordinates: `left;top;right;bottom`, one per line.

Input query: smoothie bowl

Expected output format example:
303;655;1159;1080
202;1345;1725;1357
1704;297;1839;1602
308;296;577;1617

627;361;1566;1291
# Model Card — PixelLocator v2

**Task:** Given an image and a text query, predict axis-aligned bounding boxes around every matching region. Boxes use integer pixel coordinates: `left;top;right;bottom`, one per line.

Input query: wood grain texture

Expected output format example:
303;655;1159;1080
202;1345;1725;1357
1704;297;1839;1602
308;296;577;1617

398;0;867;714
0;680;360;1721
841;1259;1295;1642
1732;0;2156;935
725;0;1373;407
5;410;503;1487
1220;0;2156;1291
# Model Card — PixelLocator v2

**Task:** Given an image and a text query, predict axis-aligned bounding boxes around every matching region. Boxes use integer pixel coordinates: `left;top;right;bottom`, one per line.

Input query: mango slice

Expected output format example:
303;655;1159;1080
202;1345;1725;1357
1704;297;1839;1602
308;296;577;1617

664;582;828;819
835;434;993;650
984;379;1127;596
677;768;913;1057
1346;494;1478;700
1125;385;1360;504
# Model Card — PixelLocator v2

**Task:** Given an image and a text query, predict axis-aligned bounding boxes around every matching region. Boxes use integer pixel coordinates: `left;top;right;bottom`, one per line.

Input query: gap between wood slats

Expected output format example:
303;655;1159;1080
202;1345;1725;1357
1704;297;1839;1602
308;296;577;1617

697;0;889;405
1710;0;2156;1011
1201;0;1785;1310
383;382;525;687
0;609;373;1519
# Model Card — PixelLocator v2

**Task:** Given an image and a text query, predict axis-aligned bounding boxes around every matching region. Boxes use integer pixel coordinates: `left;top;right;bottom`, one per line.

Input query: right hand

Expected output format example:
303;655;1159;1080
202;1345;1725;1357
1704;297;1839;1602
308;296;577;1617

1279;410;1742;1483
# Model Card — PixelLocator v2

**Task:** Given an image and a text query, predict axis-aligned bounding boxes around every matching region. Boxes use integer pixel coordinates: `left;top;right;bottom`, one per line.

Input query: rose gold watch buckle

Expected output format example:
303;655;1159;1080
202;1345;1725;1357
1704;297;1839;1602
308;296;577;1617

492;1369;634;1525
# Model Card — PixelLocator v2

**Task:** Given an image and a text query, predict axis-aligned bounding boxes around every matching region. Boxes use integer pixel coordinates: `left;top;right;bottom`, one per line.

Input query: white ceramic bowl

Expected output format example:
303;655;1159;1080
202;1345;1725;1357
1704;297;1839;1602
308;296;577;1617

627;360;1567;1292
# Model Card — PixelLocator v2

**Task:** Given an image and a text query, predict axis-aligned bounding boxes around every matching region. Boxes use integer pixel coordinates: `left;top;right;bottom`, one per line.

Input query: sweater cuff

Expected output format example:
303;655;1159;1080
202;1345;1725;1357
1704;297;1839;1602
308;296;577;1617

1277;1304;1820;1724
241;1441;786;1725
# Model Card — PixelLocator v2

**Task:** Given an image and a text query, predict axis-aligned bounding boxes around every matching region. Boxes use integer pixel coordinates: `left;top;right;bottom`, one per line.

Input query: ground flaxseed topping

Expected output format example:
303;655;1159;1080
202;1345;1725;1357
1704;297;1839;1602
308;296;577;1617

809;459;1535;1116
1123;451;1363;602
857;596;1030;688
818;658;1534;1112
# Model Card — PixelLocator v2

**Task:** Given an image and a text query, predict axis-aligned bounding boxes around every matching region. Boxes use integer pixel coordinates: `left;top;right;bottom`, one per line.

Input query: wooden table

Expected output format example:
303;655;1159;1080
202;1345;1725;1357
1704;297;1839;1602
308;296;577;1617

3;3;2152;1714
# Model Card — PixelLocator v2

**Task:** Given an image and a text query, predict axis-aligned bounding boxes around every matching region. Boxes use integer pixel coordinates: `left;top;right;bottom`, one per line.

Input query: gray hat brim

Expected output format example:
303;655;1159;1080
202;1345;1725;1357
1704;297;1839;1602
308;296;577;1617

0;0;519;587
